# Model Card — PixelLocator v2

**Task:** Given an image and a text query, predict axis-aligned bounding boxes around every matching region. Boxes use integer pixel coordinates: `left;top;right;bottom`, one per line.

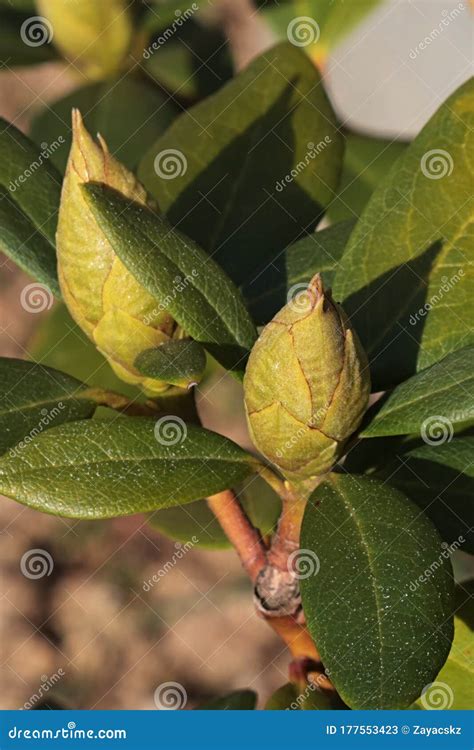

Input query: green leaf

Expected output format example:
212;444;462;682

0;418;257;518
0;8;58;66
376;438;474;554
30;76;180;174
243;219;355;325
261;0;383;59
416;584;473;709
149;475;281;550
300;474;454;709
265;682;300;710
0;357;96;456
138;42;343;286
362;346;474;438
0;118;61;294
143;19;232;102
196;689;257;710
333;79;474;390
327;133;407;223
135;340;207;389
82;183;257;378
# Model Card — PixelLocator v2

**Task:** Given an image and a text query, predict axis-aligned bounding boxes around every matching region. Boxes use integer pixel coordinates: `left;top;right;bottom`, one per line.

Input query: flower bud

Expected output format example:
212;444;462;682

56;109;176;395
37;0;132;81
244;275;370;482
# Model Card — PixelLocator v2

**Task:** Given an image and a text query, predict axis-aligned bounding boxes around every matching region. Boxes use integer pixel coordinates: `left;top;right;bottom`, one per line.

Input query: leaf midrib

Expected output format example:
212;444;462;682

0;391;90;418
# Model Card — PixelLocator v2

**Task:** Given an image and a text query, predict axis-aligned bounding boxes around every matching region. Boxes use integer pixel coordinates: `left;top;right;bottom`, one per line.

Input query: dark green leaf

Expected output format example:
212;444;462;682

362;347;474;438
0;357;96;456
0;418;257;518
143;19;232;102
243;219;355;324
149;475;281;550
82;183;257;378
0;117;61;294
377;438;474;553
30;76;180;173
0;8;57;66
265;681;335;710
333;79;474;390
138;42;343;286
327;133;407;223
196;690;257;710
135;340;207;389
300;474;454;709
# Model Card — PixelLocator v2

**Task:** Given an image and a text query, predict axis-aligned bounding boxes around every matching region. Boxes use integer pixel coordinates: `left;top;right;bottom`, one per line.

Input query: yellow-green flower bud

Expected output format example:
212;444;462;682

37;0;132;81
244;275;370;482
57;109;176;395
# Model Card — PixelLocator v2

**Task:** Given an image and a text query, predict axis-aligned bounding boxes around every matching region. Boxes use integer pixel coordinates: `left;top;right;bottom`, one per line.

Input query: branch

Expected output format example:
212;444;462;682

206;489;267;582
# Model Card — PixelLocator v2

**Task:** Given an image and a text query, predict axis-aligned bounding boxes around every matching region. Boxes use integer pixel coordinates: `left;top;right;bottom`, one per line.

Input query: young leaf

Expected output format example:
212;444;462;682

300;474;454;709
196;690;257;710
148;475;281;550
327;133;407;223
135;340;207;389
82;183;257;378
333;78;474;390
30;76;180;173
377;437;474;553
243;219;355;325
362;346;474;437
0;418;257;518
0;358;96;456
138;42;343;286
0;118;61;294
37;0;133;80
